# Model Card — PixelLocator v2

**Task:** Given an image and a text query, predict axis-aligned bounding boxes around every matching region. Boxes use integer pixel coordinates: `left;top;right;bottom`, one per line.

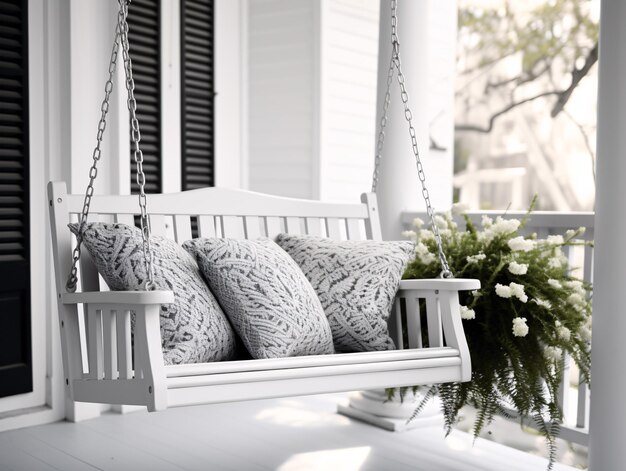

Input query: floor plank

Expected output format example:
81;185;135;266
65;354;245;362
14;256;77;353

0;394;581;471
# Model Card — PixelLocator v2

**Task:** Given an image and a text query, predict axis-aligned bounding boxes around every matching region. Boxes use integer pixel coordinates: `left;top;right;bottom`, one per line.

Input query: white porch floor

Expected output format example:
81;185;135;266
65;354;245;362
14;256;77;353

0;394;580;471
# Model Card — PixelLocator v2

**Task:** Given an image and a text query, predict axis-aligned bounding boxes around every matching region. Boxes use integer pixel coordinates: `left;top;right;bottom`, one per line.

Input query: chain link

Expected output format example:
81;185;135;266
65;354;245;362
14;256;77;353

66;0;156;292
371;0;453;278
65;24;121;292
371;54;394;193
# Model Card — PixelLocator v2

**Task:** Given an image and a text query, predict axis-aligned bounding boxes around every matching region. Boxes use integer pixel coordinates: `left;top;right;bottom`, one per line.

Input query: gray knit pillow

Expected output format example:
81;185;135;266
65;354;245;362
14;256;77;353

69;222;237;365
275;234;415;352
183;238;335;359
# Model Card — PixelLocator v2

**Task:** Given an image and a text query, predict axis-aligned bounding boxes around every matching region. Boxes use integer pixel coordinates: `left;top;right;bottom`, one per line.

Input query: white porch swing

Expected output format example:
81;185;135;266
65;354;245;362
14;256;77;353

48;0;479;412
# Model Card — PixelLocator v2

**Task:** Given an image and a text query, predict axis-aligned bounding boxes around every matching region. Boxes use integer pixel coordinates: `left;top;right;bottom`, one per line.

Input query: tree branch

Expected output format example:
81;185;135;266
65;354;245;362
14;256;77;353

550;42;598;117
455;91;562;133
485;61;551;92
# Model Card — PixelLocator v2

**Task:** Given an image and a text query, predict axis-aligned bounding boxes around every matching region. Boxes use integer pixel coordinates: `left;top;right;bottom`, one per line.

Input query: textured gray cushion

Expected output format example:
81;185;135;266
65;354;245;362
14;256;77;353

183;238;335;359
275;234;415;352
69;222;237;365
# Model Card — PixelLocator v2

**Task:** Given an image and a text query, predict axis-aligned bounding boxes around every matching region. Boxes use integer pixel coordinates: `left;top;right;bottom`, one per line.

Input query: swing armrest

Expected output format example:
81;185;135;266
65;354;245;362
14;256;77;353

62;290;175;305
394;278;479;382
398;278;480;292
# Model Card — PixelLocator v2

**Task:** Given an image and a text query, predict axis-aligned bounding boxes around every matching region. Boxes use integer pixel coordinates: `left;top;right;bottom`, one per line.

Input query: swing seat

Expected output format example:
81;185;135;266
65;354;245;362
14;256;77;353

48;181;479;411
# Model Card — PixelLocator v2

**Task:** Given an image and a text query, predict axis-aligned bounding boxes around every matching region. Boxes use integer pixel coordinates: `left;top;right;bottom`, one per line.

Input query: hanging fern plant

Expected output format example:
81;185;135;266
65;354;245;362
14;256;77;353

398;197;592;470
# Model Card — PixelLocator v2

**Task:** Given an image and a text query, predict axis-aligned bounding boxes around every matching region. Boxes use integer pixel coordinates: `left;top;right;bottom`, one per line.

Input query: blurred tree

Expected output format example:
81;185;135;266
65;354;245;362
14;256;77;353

455;0;598;134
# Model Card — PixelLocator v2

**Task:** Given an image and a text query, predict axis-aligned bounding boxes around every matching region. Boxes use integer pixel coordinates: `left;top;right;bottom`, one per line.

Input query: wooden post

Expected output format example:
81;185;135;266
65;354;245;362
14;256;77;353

588;1;626;468
375;0;456;241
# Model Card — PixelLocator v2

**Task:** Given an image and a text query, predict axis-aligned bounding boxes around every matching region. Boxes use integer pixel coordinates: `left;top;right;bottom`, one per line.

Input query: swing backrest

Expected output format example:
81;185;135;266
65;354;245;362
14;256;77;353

48;182;383;294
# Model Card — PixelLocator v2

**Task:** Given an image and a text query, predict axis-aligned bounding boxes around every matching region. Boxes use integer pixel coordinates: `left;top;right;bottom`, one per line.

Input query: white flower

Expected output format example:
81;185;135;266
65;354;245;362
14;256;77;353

401;230;418;241
477;230;495;244
577;226;586;236
557;325;571;342
418;252;437;265
467;253;487;264
565;229;576;239
512;317;529;337
415;242;430;256
509;282;528;303
481;215;493;228
508;236;535;252
579;325;592;342
451;202;470;215
532;298;552;309
460;305;475;320
508;261;528;275
567;293;585;306
564;280;583;290
438;228;452;239
412;217;425;229
434;215;448;230
564;280;586;297
490;216;521;235
548;257;563;269
420;230;435;242
547;279;562;289
545;235;564;246
544;346;563;362
495;283;513;298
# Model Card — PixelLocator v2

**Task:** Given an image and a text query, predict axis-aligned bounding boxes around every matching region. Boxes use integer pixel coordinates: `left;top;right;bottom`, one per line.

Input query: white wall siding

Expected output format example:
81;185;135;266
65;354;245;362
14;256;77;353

248;0;317;199
320;0;379;202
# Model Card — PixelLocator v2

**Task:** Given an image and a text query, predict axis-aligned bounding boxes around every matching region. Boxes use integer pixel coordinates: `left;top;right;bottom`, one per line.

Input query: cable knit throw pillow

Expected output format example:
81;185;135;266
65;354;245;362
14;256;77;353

69;222;237;365
275;234;415;352
183;238;335;359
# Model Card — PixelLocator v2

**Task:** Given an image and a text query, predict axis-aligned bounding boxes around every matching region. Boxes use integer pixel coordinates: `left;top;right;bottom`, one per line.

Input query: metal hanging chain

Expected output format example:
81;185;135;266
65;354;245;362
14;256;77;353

371;0;453;278
65;22;122;292
371;54;395;194
118;0;156;290
65;0;156;292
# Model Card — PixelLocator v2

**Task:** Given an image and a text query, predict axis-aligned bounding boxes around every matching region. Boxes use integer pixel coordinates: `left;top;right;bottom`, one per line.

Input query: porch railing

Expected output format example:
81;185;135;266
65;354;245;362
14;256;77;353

402;210;594;447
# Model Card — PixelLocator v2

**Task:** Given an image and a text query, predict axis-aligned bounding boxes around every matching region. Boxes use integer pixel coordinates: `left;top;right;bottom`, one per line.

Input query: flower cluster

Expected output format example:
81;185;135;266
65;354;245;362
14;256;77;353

401;199;592;468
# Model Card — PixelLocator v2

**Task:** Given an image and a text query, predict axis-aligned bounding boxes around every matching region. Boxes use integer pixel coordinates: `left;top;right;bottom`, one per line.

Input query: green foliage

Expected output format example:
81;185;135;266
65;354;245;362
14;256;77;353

401;199;592;469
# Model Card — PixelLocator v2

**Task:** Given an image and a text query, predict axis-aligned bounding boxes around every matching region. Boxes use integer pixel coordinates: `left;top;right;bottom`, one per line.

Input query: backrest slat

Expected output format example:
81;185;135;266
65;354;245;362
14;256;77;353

149;215;166;237
115;214;135;226
265;217;283;240
222;216;245;238
198;215;216;238
244;216;262;239
326;218;341;240
305;217;323;237
346;218;363;241
286;217;302;235
174;215;192;243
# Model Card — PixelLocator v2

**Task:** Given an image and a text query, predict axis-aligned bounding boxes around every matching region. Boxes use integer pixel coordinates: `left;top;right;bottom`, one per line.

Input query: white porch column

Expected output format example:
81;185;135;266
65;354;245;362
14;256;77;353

340;0;456;429
376;0;431;241
588;1;626;469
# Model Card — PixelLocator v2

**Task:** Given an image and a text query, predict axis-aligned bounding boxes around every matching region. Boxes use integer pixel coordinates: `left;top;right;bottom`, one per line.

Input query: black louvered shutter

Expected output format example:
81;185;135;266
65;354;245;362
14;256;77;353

0;0;32;398
181;0;214;191
128;0;161;194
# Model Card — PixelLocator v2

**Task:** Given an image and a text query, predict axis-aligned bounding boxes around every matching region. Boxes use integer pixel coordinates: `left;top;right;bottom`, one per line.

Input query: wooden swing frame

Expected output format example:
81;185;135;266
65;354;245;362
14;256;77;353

49;182;479;411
